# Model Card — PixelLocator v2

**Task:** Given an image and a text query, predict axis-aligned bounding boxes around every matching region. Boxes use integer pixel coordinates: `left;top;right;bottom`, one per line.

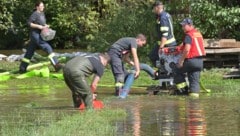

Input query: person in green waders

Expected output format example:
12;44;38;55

63;53;110;109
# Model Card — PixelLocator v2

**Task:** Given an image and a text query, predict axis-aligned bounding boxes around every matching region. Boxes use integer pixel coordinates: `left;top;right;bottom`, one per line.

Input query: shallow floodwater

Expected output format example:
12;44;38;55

0;86;240;136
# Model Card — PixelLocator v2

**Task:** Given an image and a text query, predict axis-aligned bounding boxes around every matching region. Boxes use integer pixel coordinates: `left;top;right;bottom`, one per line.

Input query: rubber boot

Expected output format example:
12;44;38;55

115;86;121;96
72;94;81;108
115;82;124;96
49;56;62;72
174;86;189;95
19;58;31;73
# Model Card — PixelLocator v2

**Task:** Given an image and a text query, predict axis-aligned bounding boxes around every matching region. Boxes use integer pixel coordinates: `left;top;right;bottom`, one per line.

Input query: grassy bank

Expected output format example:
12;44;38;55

1;60;240;95
1;108;127;136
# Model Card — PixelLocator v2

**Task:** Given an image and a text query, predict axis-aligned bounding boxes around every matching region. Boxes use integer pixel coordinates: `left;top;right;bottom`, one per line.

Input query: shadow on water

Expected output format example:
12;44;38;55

0;86;240;136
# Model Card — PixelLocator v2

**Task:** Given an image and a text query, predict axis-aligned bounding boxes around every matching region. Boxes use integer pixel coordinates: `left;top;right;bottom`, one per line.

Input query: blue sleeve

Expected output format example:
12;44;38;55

160;15;170;38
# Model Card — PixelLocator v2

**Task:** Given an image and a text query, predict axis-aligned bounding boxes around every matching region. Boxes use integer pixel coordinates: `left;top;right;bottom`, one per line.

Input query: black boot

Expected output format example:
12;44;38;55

19;61;29;73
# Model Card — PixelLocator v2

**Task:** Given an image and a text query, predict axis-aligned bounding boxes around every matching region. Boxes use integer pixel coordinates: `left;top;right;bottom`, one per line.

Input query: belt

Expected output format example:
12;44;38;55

185;56;203;60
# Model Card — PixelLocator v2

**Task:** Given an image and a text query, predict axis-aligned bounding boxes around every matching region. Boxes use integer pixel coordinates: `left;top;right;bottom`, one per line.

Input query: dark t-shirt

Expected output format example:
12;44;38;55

28;11;46;32
110;37;137;55
88;56;104;77
184;35;192;45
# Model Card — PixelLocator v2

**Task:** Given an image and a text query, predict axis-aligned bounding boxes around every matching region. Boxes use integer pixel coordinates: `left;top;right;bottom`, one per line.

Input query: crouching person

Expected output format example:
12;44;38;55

63;53;110;109
173;18;206;97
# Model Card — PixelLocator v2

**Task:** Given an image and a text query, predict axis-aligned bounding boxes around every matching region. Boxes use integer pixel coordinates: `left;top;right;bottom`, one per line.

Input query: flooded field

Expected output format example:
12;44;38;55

0;85;240;136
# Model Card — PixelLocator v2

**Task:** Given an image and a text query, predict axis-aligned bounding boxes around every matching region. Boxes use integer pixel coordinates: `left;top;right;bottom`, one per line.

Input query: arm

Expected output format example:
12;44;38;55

91;75;100;93
28;12;49;30
178;44;190;68
30;23;44;30
131;48;140;78
159;37;167;49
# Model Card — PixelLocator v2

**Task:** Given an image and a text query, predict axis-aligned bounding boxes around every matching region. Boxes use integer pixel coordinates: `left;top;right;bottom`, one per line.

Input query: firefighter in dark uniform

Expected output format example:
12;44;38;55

149;1;177;67
107;34;147;96
63;53;110;109
174;18;206;97
19;1;61;73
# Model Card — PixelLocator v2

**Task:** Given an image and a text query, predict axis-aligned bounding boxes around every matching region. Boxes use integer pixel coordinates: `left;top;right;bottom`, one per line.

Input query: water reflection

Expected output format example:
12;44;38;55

114;97;207;136
186;99;207;136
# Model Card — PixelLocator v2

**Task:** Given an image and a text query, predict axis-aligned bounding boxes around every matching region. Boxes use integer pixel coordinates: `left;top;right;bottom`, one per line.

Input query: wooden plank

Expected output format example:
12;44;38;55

205;48;240;54
204;39;239;48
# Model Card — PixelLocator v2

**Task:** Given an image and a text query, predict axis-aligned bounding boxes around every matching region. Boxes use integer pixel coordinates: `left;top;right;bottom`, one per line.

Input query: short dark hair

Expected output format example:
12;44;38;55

100;52;110;63
152;1;163;8
136;33;146;41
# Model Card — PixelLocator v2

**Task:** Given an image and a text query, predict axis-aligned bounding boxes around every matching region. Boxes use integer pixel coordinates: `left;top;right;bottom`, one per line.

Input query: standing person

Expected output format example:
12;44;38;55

63;53;110;109
107;34;147;96
149;1;177;67
19;1;61;73
173;18;206;97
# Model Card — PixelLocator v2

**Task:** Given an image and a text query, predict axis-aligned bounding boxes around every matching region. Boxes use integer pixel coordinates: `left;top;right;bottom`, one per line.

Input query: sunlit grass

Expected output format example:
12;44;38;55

0;108;127;136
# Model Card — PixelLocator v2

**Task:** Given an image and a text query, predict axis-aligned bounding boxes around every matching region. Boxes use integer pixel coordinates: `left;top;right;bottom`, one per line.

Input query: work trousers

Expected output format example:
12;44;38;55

173;57;203;93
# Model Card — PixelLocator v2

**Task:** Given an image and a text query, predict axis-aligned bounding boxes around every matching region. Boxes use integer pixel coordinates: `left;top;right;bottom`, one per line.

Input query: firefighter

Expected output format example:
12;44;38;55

174;18;206;97
19;1;61;73
63;53;110;109
107;34;147;96
149;1;177;67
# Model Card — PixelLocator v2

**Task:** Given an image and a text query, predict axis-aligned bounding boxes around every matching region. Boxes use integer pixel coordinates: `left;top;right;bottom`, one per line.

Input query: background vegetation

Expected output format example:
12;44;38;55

1;0;240;60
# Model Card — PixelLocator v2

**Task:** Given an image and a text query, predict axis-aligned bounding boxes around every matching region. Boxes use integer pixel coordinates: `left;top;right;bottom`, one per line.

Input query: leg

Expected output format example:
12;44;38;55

173;63;189;95
38;37;62;71
108;52;125;96
188;71;201;93
148;44;159;67
63;71;82;108
19;33;38;73
72;75;93;109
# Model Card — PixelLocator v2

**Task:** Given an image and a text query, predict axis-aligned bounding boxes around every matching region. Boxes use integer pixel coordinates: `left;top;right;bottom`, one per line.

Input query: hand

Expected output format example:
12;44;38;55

177;60;184;68
90;85;96;92
134;70;140;79
93;93;97;100
158;47;164;53
44;24;50;28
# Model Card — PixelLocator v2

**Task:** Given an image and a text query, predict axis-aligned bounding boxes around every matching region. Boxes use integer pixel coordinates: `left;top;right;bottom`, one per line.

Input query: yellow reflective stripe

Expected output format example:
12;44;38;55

157;37;176;46
160;26;169;32
176;82;187;89
162;32;168;36
21;58;30;63
48;53;55;59
115;82;124;87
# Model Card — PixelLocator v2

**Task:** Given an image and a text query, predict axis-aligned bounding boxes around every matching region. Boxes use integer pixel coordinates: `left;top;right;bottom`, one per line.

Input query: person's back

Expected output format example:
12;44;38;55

109;37;138;54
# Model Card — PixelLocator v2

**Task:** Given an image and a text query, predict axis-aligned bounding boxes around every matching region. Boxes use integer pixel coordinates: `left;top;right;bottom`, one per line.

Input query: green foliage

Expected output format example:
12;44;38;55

190;0;240;39
0;0;239;50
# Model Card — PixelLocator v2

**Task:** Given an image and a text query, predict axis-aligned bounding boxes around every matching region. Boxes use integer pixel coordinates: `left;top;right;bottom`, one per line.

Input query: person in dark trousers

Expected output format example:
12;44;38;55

149;1;177;67
173;18;206;98
63;53;110;109
107;34;147;96
19;1;61;73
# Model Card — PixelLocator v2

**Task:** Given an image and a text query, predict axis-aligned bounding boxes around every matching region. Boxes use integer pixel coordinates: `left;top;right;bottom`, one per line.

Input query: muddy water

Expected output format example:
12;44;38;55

0;86;240;136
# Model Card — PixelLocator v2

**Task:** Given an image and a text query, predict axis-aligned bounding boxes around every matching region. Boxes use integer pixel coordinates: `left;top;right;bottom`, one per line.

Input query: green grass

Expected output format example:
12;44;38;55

1;61;240;95
0;108;127;136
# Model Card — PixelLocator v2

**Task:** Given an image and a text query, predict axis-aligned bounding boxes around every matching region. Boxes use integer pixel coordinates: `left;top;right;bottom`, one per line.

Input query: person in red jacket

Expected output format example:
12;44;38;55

173;18;206;97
